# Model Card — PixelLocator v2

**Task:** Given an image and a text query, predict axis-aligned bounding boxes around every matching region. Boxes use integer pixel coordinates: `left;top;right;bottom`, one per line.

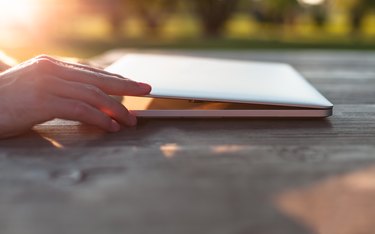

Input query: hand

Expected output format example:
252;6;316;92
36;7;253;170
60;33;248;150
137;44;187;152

0;55;152;138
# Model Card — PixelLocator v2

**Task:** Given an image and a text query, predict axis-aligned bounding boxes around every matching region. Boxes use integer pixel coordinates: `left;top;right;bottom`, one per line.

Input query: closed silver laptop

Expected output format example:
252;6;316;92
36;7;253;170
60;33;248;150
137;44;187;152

106;54;333;118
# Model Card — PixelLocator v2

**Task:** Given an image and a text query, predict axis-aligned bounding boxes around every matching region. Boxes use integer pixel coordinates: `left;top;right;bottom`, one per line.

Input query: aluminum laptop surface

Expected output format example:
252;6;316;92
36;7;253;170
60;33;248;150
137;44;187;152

105;54;333;117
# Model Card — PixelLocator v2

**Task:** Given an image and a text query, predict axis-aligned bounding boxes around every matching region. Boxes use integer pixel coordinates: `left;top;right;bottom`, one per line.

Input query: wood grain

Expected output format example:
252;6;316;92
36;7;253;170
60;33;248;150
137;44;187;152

0;51;374;234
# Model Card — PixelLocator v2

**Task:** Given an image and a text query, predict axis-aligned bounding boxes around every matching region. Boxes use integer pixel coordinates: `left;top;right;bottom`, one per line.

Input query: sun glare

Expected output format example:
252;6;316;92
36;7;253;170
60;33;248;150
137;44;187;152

299;0;325;5
0;0;38;27
0;0;42;47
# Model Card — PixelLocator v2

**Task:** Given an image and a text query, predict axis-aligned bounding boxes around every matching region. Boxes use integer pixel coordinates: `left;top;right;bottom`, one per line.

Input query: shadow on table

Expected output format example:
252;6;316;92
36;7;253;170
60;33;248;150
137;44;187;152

88;118;334;147
0;131;54;148
0;118;333;149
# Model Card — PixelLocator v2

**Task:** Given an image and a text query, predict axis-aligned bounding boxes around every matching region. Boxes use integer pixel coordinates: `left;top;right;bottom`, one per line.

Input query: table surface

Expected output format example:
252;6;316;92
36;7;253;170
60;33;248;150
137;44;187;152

1;50;375;234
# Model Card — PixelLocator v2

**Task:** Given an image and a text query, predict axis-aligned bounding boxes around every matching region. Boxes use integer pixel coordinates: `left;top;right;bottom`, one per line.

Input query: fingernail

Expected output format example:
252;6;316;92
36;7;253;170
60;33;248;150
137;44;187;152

137;82;152;92
110;120;121;132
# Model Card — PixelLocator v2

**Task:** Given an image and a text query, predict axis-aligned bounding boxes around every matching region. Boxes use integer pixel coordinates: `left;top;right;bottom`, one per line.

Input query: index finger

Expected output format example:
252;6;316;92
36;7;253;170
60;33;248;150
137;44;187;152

35;55;124;79
34;56;152;96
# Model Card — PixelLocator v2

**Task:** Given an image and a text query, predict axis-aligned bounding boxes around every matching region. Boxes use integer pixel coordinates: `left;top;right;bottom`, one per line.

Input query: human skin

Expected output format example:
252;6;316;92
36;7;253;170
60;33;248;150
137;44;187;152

0;55;152;138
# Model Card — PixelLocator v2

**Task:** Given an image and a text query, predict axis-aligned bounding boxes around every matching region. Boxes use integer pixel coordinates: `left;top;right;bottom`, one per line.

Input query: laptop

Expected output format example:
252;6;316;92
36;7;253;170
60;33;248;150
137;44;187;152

105;54;333;118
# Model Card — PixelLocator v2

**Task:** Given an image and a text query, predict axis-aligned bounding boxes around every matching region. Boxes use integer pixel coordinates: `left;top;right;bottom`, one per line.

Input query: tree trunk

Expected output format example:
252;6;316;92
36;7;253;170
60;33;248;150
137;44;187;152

191;0;239;38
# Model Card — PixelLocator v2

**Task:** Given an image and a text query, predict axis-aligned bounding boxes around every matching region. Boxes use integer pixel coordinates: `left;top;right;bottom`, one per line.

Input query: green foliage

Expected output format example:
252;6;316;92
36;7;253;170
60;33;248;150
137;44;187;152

189;0;240;37
128;0;178;35
83;0;375;37
350;0;375;34
265;0;299;11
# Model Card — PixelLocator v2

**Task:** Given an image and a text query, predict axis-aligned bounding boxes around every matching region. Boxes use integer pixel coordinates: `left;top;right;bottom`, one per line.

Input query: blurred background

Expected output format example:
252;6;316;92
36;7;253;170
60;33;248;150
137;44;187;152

1;0;375;61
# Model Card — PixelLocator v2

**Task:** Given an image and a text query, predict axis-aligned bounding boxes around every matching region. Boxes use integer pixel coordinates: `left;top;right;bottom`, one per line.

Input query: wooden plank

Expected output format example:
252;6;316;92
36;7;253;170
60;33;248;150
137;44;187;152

0;51;375;234
0;104;372;148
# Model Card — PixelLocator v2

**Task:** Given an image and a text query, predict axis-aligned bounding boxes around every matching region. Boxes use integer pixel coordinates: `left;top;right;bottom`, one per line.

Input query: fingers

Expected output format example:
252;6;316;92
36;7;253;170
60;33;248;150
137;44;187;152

45;76;137;126
35;55;124;79
0;55;149;136
44;95;122;132
32;55;152;96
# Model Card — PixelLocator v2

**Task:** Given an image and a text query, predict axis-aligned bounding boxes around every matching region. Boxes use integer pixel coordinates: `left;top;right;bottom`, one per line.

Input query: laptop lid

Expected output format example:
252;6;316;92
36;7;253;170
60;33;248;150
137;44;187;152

105;53;333;109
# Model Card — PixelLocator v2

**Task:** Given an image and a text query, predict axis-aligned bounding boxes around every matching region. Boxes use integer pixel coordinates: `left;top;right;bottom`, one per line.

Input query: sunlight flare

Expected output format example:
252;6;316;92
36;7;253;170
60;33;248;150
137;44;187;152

0;0;39;27
299;0;325;5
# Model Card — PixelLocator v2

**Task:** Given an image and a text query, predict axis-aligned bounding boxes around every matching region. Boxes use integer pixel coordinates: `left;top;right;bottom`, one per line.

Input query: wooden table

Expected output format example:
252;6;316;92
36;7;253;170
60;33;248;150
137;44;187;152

1;50;374;234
